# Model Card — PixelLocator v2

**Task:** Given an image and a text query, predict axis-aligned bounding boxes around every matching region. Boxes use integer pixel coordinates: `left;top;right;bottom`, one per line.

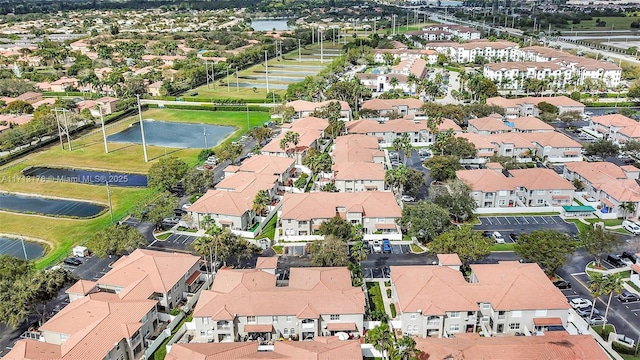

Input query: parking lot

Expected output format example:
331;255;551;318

474;216;578;241
149;233;199;252
360;243;411;255
363;266;391;279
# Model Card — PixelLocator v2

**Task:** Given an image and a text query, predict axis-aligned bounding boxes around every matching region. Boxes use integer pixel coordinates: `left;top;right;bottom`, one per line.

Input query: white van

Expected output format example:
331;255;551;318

622;220;640;235
492;232;505;243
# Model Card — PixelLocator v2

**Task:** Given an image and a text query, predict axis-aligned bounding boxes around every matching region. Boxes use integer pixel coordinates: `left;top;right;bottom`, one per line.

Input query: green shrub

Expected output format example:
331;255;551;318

390;303;397;318
612;341;636;355
386;288;392;297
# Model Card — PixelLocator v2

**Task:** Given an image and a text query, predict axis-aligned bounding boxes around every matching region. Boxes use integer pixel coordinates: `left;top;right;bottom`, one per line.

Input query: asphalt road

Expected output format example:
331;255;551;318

474;215;578;235
405;149;432;200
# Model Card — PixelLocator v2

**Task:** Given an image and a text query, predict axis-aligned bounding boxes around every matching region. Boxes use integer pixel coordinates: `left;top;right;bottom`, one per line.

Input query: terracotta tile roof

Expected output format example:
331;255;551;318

234;155;294;176
510;116;554;131
216;172;277;192
591;113;638;128
509;168;575;190
280;191;401;221
194;268;365;319
392;262;570;315
334;161;385;181
468;116;511;132
2;339;62;360
521;132;582;148
166;338;362;360
361;98;424;111
50;77;78;85
486;132;535;149
487;96;584;109
98;249;199;296
286;99;351;112
415;332;609;360
256;257;278;269
262;118;328;154
188;189;255;216
65;280;96;296
564;162;629;191
456;133;496;152
438;118;463;132
15;91;41;102
346;118;429;134
437;253;462;266
457;168;573;192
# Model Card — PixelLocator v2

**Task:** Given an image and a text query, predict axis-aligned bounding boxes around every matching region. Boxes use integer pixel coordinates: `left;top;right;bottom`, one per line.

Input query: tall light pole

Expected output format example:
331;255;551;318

298;38;301;62
264;50;269;94
236;66;239;92
226;66;230;93
106;179;114;224
98;104;108;154
136;95;148;163
20;235;27;260
392;14;397;36
320;29;324;64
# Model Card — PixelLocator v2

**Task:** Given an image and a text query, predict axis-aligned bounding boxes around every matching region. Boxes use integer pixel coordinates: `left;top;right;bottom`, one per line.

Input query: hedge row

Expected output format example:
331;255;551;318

147;103;269;112
41;91;85;97
150;96;278;104
583;101;637;107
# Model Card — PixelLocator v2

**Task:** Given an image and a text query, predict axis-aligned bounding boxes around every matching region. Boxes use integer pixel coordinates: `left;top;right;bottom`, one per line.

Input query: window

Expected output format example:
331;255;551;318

272;316;278;323
512;311;522;318
509;323;520;330
247;316;256;323
498;200;505;206
290;328;295;335
202;317;209;325
283;328;289;335
537;199;544;204
450;311;460;318
449;324;460;332
200;331;206;336
410;313;416;320
413;325;419;332
330;314;340;320
537;190;545;195
287;316;292;322
481;303;491;310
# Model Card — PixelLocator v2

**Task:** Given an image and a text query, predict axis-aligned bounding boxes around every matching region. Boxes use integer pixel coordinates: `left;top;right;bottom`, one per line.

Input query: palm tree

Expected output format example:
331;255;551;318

602;275;624;325
392;335;421;360
587;273;608;324
389;77;399;91
252;189;270;217
365;323;395;360
619;202;636;219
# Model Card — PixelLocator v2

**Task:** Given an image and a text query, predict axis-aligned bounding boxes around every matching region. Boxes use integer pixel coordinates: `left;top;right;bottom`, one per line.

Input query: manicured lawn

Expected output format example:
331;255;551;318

490;243;516;252
559;15;639;31
410;243;424;253
156;233;171;240
260;214;278;240
566;219;590;234
366;282;385;313
272;245;284;255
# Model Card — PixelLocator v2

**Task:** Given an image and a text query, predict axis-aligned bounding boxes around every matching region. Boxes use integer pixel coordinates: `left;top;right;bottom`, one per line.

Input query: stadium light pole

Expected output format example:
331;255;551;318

136;95;148;163
264;50;269;94
98;104;108;154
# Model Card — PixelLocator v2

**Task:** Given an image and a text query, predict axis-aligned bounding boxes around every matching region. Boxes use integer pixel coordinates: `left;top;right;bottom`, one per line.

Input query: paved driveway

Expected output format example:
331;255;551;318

474;215;578;235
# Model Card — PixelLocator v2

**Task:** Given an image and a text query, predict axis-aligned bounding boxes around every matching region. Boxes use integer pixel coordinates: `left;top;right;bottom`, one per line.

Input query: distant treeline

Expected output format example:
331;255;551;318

0;0;366;16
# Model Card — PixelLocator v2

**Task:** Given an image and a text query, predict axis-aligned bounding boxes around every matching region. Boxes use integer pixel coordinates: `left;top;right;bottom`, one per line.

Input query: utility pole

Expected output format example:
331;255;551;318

226;66;229;93
298;38;301;62
98;104;108;153
106;179;114;223
264;50;269;94
54;108;71;150
136;95;148;162
20;236;27;260
59;109;72;151
236;66;239;92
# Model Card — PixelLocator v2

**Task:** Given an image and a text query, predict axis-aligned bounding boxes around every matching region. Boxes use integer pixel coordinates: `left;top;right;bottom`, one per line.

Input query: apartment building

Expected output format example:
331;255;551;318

167;337;362;359
467;115;512;135
361;98;424;118
355;57;427;94
348;117;461;146
5;250;202;360
589;113;640;145
372;48;438;65
391;261;571;338
223;155;295;184
415;332;608;359
261;117;329;164
486;96;585;119
455;133;494;163
457;166;575;208
425;40;520;64
564;161;640;218
280;191;402;239
285;99;352;121
483;62;574;90
192;267;365;343
524;131;583;163
407;24;481;41
332;134;386;192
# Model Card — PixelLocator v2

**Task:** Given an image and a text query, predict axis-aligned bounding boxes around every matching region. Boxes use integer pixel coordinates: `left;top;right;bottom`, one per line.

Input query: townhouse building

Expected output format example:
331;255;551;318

167;337;362;359
486;133;536;162
192;267;365;343
425;40;520;64
347;117;461;146
361;98;424;118
589;113;640;145
285;99;352;121
455;133;494;164
280;191;402;239
223;155;295;184
467;115;512;135
564;161;640;218
261;117;329;164
5;250;203;360
523;131;583;162
391;261;571;338
457;166;575;208
331;134;387;193
486;96;585;119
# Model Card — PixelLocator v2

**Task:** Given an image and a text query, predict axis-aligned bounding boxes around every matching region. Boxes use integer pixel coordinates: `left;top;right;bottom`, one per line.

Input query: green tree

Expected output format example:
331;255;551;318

192;226;223;276
247;126;273;145
514;230;577;276
432;131;476;158
351;240;368;262
403;167;426;198
433;180;477;222
628;80;640;101
602;274;624;325
302;149;332;174
318;215;354;241
252;189;270;216
619;201;637;219
385;165;409;194
392;133;413;164
586;139;619;159
536;102;559;115
428;225;491;265
559;111;582;126
147;156;189;191
572;178;585;191
279;131;300;157
87;224;147;257
144;193;179;228
216;141;244;163
392;335;421;360
309;235;349;267
322;182;339;192
587;273;608;323
183;168;215;194
366;323;395;360
397;201;452;243
5;100;34;115
425;155;462;182
623;139;640;159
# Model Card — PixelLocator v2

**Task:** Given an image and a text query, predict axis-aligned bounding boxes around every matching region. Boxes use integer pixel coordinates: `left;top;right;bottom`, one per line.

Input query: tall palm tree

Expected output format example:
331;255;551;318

365;323;395;360
392;335;421;360
587;273;608;324
603;275;624;325
252;189;270;217
619;202;636;219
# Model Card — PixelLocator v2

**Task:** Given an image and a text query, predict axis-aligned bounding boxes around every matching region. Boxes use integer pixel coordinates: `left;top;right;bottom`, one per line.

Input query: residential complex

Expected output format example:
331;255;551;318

588;113;640;145
486;96;586;118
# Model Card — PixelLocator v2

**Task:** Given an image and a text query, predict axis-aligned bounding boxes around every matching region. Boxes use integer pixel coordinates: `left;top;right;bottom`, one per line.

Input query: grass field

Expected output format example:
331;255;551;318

558;15;639;31
0;108;269;268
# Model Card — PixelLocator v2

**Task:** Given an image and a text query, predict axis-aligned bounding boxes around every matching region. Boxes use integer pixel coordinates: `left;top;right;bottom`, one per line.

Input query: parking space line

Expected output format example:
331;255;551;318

494;217;502;225
484;217;492;225
528;216;537;224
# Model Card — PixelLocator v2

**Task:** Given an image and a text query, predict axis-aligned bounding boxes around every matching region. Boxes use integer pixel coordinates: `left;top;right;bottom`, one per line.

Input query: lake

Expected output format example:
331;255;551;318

0;236;45;260
0;193;106;218
23;167;147;187
251;20;291;31
107;120;235;149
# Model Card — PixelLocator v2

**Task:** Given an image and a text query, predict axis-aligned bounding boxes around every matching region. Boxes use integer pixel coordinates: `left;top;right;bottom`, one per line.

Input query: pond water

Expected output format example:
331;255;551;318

251;20;291;31
23;167;147;187
0;236;45;260
107;120;235;149
0;193;106;218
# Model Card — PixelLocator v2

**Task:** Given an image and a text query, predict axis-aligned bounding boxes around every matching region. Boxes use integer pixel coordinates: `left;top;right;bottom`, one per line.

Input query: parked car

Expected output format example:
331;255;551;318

622;220;640;235
553;280;571;289
576;306;600;317
492;231;505;244
622;251;638;264
618;291;640;302
587;315;606;325
509;233;519;242
63;258;82;266
482;231;492;238
401;195;415;202
372;240;382;254
569;298;592;309
382;239;392;254
607;254;627;268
